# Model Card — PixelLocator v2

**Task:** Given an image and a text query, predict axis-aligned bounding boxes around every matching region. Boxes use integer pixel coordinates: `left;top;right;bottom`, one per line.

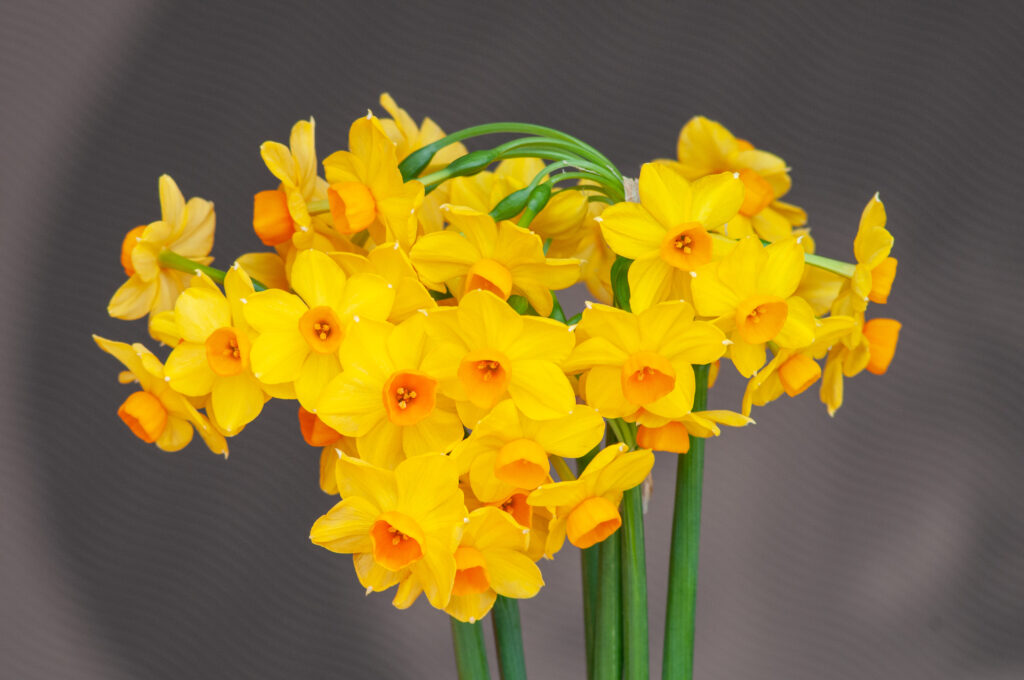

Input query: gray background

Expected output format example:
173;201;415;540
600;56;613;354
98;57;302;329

2;1;1022;678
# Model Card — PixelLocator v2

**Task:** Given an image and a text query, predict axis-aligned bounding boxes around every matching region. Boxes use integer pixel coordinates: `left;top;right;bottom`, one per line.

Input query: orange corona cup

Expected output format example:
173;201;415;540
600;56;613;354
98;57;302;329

253;189;294;246
863;318;902;375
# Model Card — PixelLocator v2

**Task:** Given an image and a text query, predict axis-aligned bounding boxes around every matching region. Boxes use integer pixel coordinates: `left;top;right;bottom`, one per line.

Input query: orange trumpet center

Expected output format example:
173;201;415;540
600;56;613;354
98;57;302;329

452;546;491;597
735;295;788;344
298;406;342;447
328;181;377;234
497;493;532;528
566;496;622;549
863;318;902;375
252;189;295;246
299;306;343;354
464;259;513;300
778;353;821;397
204;327;250;377
457;349;509;409
370;512;424;571
660;223;712;271
621;351;676;405
636;421;691;454
382;371;437;426
117;390;168;444
120;225;147;276
495;438;549;490
736;168;775;217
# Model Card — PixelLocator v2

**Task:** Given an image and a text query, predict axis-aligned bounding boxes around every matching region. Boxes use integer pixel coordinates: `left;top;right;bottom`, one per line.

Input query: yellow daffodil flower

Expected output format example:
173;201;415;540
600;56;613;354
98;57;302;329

425;289;576;423
528;444;654;551
834;194;897;314
445;507;544;623
596;162;743;312
108;175;215;320
310;454;467;611
740;315;857;415
819;314;902;415
244;249;395;410
635;410;753;454
94;335;227;455
565;301;728;419
331;242;436;322
451;400;605;503
409;206;580;315
162;267;271;435
691;235;817;377
322;114;425;250
316;314;464;469
253;118;329;247
669;116;807;242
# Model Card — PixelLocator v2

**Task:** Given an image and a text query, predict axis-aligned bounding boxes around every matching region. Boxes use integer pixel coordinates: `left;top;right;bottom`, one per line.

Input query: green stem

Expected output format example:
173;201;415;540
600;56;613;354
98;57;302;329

401;122;621;181
593;523;623;680
577;447;601;679
663;363;710;679
804;252;856;278
492;596;527;680
451;617;491;680
157;250;267;291
621;485;649;680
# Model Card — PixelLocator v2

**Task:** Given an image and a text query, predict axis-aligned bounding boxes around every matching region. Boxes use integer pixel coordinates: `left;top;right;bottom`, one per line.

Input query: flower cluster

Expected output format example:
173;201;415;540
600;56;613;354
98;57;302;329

96;97;901;623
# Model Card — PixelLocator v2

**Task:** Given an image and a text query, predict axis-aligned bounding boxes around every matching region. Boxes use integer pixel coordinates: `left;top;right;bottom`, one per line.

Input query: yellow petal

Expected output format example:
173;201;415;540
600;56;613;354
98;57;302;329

289;118;317;196
318;373;387;437
402;407;465;456
507;360;576;420
527;479;589;509
260;140;297;186
172;197;216;258
244;289;307;332
576;304;639;350
729;336;766;378
691;264;740;317
165;342;215;396
774;296;816;349
291;249;347;309
154;415;194;452
627;255;674;313
533;406;605;458
309;496;377;553
210;373;265;434
582;365;634;418
506;316;573;364
598;202;664;259
335;454;397;508
446;591;498;623
638;162;692;228
175;287;230;343
158;175;185;232
409;538;457;609
108;275;156;320
689;172;744;229
758;238;805;299
564;337;629;373
236;252;289;290
593;448;655;497
485;549;544;599
250;329;309;383
409;231;480;284
295;351;342;411
336;273;397;322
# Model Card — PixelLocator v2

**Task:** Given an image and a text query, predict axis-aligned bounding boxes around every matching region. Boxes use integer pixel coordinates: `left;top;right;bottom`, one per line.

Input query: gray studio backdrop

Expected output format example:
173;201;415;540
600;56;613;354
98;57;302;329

2;1;1022;678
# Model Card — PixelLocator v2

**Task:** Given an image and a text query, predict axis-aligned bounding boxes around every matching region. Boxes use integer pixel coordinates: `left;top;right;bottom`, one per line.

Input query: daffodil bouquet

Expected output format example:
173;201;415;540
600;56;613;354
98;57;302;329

96;94;901;679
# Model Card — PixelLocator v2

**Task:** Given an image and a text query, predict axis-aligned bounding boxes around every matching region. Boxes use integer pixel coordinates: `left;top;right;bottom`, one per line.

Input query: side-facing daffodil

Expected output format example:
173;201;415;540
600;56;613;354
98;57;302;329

252;118;328;247
424;289;576;424
162;267;274;435
316;314;463;469
244;248;395;410
691;235;817;377
635;410;753;454
94;335;227;455
451;400;605;504
819;314;902;415
833;194;897;315
331;242;436;322
409;206;579;315
445;506;544;623
322;114;424;249
669;115;808;242
108;175;215;320
596;162;743;312
565;301;728;419
310;454;467;611
528;444;654;552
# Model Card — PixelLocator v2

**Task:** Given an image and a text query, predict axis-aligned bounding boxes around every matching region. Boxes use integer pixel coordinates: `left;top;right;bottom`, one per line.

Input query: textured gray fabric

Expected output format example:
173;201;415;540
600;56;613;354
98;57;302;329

2;1;1022;678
